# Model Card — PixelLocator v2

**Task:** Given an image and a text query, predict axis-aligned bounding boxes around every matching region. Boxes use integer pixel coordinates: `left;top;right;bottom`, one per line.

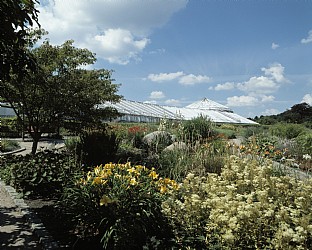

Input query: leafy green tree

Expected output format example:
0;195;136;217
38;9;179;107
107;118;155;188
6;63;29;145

0;40;122;154
0;0;39;81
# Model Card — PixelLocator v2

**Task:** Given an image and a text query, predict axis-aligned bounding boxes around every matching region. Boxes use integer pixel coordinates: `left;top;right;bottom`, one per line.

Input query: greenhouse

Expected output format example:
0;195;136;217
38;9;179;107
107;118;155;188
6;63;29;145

99;98;258;125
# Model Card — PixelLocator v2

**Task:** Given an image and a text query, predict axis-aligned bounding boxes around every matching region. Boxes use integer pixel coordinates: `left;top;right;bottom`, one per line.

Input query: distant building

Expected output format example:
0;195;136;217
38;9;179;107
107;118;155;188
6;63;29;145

99;98;258;125
0;103;15;117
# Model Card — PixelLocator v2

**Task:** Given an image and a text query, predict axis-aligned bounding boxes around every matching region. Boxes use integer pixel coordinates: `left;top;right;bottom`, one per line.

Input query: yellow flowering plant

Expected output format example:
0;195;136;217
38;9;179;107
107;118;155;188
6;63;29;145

162;155;312;249
61;162;179;249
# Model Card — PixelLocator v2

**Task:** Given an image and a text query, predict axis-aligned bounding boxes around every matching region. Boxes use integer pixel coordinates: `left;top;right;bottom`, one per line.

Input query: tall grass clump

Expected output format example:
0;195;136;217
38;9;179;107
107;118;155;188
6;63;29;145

182;115;216;144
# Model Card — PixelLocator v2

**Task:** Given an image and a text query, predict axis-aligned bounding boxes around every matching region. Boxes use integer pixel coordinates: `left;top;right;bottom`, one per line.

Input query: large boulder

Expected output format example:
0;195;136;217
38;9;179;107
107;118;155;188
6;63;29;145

163;141;187;152
142;131;174;153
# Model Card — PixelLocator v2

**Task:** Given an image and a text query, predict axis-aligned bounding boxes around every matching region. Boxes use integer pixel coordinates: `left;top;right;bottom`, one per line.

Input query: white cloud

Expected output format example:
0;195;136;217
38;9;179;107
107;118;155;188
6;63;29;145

147;72;184;82
261;108;280;116
149;91;165;99
226;95;258;107
91;29;150;64
237;76;278;95
261;95;275;102
301;94;312;105
147;72;210;85
271;42;279;49
261;63;287;83
214;82;235;91
301;30;312;44
37;0;188;64
179;74;211;85
144;100;157;105
237;63;288;96
165;99;181;106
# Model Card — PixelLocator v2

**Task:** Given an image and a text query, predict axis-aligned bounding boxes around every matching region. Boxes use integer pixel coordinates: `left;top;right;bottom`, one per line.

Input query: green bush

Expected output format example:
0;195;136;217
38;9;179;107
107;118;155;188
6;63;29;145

0;117;21;137
163;155;312;249
64;136;81;154
0;139;20;152
182;115;216;143
61;163;178;249
270;123;306;139
0;151;81;196
78;127;120;168
296;133;312;156
242;125;267;138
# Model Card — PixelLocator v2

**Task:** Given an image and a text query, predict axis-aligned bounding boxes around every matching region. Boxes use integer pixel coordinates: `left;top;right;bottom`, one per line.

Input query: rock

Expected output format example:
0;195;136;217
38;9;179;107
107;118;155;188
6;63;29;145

163;142;187;152
142;131;174;147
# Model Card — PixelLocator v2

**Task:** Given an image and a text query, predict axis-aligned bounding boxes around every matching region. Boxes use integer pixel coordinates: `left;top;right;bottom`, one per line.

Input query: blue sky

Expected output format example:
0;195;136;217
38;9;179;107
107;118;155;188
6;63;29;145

37;0;312;118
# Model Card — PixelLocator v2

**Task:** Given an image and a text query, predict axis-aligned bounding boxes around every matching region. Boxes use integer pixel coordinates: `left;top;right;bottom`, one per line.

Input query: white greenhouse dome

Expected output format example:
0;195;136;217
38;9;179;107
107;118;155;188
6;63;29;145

99;98;258;125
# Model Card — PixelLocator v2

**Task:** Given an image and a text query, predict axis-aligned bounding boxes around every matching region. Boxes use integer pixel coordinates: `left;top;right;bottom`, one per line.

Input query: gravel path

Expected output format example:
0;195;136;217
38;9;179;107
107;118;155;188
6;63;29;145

0;182;41;249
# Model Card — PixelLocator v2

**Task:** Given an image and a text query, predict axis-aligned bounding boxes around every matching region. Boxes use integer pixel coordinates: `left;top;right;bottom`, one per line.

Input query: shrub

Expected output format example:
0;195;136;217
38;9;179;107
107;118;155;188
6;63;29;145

242;125;267;138
61;163;178;249
270;123;306;139
0;151;81;196
0;117;21;138
182;115;216;143
0;139;20;152
296;133;312;156
127;125;147;148
64;136;81;154
240;135;287;161
162;155;312;249
78;127;120;168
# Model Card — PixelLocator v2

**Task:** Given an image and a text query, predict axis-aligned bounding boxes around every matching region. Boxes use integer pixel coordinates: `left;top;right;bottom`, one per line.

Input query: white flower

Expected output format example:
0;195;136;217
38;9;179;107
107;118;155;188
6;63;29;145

303;154;311;160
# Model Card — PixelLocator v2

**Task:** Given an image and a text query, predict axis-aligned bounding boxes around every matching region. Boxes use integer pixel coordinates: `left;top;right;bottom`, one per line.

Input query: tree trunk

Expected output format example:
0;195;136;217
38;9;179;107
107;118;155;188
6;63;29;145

30;132;42;154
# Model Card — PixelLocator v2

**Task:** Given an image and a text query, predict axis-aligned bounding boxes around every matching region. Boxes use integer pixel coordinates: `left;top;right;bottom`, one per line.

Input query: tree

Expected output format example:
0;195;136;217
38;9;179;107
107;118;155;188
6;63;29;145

0;40;122;154
0;0;39;81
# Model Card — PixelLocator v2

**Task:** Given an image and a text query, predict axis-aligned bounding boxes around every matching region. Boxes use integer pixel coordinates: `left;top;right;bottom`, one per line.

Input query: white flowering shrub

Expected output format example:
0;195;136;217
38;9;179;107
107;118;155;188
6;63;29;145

162;155;312;249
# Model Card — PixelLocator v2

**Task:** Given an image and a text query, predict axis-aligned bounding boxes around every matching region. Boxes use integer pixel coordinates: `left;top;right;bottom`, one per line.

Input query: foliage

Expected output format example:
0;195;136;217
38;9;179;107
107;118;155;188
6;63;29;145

61;162;178;249
78;127;120;168
242;124;267;138
182;115;216;143
0;117;21;137
254;102;312;125
296;133;312;156
158;137;230;182
270;123;306;139
240;135;287;161
0;139;20;152
64;136;81;154
163;155;312;249
127;125;148;148
0;0;39;81
0;151;81;196
0;39;121;154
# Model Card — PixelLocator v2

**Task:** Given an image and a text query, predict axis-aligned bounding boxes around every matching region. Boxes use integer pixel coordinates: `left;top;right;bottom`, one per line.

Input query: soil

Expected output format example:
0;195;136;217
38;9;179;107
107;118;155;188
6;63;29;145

24;196;103;249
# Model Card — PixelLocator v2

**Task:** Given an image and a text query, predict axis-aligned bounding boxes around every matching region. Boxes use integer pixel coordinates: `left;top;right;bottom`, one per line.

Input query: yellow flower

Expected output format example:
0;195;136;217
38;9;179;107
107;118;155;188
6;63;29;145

86;172;92;182
127;167;136;173
149;171;159;180
130;177;138;185
100;195;114;206
94;165;102;176
135;165;146;171
92;176;102;185
160;185;167;194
